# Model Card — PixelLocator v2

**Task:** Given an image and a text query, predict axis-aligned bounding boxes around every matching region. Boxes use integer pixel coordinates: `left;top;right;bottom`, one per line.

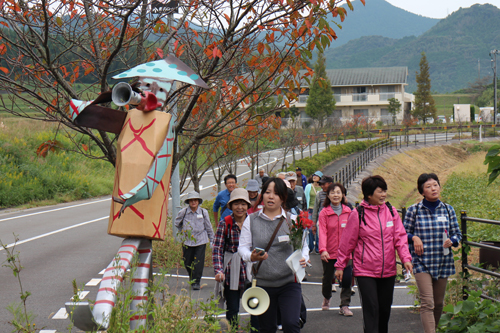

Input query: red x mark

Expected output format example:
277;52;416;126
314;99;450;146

120;118;156;157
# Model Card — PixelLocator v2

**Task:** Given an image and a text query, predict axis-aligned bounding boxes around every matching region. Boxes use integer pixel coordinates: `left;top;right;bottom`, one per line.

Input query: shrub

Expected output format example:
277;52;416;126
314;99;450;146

289;139;384;176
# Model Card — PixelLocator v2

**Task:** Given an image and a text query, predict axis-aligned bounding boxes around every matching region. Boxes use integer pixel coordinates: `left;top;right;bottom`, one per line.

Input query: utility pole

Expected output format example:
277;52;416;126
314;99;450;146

490;50;499;124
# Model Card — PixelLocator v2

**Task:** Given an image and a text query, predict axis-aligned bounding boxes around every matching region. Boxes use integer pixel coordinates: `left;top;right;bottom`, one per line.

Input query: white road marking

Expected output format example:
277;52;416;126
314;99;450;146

40;330;57;333
0;198;109;222
86;278;102;286
0;217;108;251
99;269;106;275
199;304;417;318
71;291;90;300
52;308;68;319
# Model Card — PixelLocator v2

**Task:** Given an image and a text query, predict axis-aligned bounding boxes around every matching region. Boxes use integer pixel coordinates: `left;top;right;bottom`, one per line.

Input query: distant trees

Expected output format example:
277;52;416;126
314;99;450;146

387;97;401;124
305;51;336;128
413;52;437;124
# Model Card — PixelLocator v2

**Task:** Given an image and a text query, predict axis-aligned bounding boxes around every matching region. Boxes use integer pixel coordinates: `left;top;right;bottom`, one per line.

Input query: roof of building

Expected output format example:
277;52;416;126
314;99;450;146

299;66;408;87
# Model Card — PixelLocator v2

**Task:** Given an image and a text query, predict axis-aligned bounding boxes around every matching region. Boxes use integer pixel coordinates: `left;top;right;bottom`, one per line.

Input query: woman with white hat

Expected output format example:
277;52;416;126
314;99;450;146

212;188;259;331
175;191;214;290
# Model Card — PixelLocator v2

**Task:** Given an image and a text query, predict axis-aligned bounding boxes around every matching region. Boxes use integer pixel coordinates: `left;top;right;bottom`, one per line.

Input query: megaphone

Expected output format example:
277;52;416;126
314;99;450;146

241;279;270;316
112;82;159;112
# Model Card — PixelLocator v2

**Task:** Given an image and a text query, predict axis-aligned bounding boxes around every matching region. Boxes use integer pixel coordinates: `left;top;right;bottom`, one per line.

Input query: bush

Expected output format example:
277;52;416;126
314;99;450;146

288;139;384;176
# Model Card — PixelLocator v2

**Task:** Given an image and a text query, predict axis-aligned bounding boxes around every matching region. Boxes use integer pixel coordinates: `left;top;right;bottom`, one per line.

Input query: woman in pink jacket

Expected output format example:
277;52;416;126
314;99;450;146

335;175;412;333
318;183;353;316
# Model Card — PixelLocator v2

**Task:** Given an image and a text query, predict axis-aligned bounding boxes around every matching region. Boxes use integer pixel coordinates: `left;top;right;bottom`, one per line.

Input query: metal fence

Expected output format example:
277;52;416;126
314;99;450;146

460;211;500;302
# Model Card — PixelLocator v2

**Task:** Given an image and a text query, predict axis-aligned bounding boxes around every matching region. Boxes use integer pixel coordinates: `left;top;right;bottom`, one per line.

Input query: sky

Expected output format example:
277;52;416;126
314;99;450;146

384;0;500;18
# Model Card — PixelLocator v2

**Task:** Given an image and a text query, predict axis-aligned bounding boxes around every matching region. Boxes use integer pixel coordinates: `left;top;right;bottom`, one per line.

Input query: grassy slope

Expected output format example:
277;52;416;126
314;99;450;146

373;141;499;208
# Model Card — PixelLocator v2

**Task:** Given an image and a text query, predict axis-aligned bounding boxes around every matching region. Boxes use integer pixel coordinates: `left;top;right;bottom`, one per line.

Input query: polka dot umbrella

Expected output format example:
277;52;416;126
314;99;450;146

112;54;209;89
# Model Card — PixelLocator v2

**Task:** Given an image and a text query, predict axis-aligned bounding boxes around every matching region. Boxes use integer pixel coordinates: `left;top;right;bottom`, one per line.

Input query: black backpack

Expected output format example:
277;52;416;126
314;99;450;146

357;202;395;226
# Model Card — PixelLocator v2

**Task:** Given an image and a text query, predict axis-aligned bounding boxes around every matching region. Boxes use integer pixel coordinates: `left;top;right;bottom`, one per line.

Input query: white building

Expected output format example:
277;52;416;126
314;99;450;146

291;67;414;125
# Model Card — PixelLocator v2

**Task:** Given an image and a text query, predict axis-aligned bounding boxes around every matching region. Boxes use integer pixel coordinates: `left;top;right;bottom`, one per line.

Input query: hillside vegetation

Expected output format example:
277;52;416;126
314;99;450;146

325;4;500;93
329;0;438;47
372;141;500;240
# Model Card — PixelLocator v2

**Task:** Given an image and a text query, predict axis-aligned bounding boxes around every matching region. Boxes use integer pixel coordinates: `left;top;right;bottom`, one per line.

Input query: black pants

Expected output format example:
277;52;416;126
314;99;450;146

224;285;259;331
321;259;352;307
259;282;302;333
182;244;206;285
356;275;396;333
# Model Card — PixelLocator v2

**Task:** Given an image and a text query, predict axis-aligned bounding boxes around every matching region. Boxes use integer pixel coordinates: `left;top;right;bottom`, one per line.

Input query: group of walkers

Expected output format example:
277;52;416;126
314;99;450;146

174;167;462;333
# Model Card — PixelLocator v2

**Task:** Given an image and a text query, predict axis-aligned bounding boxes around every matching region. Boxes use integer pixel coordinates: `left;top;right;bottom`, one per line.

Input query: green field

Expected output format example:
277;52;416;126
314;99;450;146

432;94;473;117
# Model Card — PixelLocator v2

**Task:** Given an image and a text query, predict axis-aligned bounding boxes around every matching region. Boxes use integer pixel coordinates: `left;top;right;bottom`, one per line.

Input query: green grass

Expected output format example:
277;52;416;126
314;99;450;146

0;118;114;208
433;93;473;117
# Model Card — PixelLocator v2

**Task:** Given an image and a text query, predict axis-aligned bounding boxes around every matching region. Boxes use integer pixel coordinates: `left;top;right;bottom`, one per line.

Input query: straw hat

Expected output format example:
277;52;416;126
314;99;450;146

227;188;251;208
184;191;203;205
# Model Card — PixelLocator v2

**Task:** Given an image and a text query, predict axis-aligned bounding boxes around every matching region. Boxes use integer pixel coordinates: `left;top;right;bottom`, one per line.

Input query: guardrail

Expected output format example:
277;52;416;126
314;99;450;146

460;211;500;302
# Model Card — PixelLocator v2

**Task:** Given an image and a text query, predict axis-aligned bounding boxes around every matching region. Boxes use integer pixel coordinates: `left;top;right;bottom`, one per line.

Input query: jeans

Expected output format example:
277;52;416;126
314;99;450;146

356;275;396;333
415;273;448;333
259;282;302;333
182;244;206;285
322;259;352;307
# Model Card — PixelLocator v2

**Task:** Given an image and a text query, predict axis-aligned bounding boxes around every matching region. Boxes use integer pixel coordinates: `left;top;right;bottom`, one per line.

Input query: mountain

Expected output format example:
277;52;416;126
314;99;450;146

330;0;439;47
324;3;500;93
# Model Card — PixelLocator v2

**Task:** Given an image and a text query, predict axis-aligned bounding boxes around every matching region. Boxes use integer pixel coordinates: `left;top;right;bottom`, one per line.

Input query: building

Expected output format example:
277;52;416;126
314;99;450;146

453;104;471;123
291;67;414;125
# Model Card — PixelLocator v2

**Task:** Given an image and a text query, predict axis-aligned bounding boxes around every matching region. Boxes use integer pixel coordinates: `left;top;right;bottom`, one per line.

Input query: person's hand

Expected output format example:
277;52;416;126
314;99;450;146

443;238;453;248
412;236;424;255
299;257;307;268
404;261;413;275
250;249;268;262
320;251;330;262
335;269;343;282
215;272;224;282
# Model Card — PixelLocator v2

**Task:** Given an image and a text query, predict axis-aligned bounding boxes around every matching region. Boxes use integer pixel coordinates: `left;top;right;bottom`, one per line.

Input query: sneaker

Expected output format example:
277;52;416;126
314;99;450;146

321;298;330;311
192;283;200;290
332;284;337;292
339;306;353;317
277;324;283;330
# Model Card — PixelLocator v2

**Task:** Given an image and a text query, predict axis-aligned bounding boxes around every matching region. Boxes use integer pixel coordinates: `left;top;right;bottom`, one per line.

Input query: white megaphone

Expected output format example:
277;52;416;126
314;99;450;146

112;82;159;112
241;279;270;316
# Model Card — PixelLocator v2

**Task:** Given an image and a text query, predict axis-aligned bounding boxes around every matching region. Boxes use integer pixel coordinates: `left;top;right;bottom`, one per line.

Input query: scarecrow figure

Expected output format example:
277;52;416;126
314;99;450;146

65;55;209;332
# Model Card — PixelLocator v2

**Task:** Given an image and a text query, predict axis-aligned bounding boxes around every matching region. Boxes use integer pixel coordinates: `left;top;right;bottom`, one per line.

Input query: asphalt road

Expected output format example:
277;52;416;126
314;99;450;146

0;133;460;332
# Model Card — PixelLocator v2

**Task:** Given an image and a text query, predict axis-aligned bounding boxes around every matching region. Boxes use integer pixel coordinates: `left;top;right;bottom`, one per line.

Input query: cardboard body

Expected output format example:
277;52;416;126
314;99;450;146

108;109;173;240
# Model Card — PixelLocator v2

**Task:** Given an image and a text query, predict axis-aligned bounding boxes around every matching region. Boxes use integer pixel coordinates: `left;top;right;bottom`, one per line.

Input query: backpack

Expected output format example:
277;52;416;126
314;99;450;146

357;202;395;226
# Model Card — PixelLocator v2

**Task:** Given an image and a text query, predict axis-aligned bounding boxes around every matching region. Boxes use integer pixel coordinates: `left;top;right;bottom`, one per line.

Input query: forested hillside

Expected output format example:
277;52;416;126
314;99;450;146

330;0;438;47
325;4;500;93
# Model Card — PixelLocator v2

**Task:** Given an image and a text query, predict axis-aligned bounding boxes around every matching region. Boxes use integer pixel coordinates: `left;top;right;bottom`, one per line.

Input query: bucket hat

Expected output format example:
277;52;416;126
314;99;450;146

246;179;260;192
227;188;251;208
184;191;203;205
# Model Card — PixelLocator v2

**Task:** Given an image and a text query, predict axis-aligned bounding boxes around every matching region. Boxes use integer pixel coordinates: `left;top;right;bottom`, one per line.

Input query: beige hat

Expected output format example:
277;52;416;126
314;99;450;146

184;191;203;205
227;188;251;208
285;171;297;181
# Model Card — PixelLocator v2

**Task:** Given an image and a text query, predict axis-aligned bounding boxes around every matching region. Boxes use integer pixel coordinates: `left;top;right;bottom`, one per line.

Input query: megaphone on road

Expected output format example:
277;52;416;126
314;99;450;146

241;279;270;316
112;82;159;112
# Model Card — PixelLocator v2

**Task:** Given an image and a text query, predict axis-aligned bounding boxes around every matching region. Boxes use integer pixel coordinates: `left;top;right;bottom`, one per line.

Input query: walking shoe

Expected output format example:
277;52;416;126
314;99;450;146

332;284;337;292
192;283;200;290
277;324;283;330
321;298;330;311
339;306;353;317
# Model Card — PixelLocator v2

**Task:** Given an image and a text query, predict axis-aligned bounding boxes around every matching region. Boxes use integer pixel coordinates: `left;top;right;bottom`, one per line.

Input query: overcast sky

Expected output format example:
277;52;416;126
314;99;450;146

384;0;500;18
